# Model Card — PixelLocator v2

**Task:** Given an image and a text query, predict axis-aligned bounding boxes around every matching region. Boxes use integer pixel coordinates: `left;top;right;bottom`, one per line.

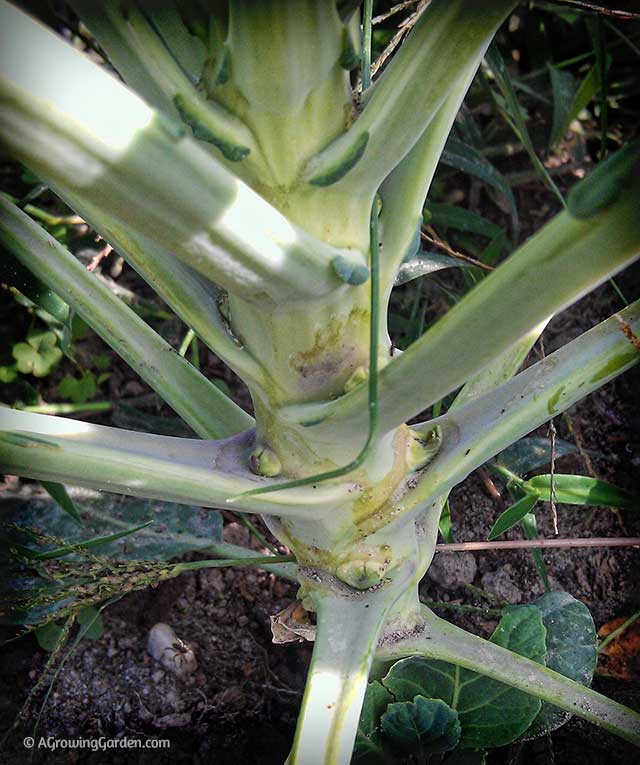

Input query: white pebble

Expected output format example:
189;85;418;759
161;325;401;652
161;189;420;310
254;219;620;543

147;623;198;679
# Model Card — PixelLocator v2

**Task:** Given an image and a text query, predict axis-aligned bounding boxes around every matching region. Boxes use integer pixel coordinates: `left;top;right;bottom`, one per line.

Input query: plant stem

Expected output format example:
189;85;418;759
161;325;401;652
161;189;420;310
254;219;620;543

178;328;196;357
18;402;113;415
0;409;351;519
173;555;296;574
227;200;380;501
420;599;502;616
598;609;640;653
293;183;640;439
435;537;640;552
362;0;373;90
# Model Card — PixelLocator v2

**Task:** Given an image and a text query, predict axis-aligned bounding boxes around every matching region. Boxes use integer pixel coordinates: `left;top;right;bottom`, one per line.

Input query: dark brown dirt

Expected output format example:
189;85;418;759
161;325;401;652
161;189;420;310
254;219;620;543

0;524;311;764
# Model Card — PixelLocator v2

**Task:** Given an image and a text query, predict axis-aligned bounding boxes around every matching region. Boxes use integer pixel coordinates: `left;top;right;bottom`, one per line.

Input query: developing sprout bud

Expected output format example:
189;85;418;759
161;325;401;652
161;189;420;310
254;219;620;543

406;426;442;472
336;545;392;590
344;365;369;392
249;446;282;477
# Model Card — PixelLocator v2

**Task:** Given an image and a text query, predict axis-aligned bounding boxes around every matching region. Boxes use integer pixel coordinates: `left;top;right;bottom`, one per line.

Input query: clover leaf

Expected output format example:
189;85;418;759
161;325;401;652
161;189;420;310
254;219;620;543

12;329;62;377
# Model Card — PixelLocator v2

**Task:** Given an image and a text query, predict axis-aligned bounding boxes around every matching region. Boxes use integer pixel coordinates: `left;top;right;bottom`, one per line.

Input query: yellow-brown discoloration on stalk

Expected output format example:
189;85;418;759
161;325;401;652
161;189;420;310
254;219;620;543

351;427;414;529
288;306;369;393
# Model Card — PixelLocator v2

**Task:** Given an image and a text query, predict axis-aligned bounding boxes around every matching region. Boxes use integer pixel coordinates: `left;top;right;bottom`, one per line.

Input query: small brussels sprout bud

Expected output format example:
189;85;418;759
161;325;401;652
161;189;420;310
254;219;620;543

406;426;442;472
249;445;282;477
344;365;369;393
336;545;392;590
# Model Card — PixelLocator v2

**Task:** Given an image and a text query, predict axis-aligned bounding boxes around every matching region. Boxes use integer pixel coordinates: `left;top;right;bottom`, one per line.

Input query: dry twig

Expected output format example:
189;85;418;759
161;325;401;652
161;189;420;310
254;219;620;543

436;537;640;553
421;227;495;272
370;0;430;79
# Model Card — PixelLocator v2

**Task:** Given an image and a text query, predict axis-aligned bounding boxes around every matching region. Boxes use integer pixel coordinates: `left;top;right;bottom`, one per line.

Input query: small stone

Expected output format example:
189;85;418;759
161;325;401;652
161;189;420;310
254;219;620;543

147;623;198;679
151;669;165;683
481;564;522;603
427;553;477;590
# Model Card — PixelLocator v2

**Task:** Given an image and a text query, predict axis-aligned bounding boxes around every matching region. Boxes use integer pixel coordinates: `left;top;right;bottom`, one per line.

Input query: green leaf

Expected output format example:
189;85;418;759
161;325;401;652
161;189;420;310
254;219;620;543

27;521;153;561
380;697;461;756
548;63;599;149
494;436;581;476
568;63;598;123
520;591;596;738
92;353;111;371
568;140;640;220
439;500;454;544
2;494;223;561
395;252;472;286
76;606;104;640
382;606;546;748
35;620;65;652
58;371;98;403
525;474;636;509
423;204;503;239
12;329;62;377
520;511;550;592
0;246;70;326
488;493;540;541
478;229;507;268
40;481;82;525
485;44;565;206
548;65;578;148
441;137;518;222
354;681;393;763
0;364;18;383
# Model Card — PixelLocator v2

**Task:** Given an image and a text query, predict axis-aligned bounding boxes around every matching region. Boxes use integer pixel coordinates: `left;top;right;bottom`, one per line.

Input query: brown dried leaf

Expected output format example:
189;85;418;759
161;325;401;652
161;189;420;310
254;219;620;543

597;616;640;680
270;602;316;644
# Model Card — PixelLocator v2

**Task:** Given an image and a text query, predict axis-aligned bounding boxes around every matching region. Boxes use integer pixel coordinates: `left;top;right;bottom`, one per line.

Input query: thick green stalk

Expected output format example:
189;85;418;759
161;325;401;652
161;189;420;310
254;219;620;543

376;607;640;746
289;562;416;765
0;197;251;439
0;409;351;519
230;201;380;500
451;320;549;409
0;1;366;303
225;0;349;187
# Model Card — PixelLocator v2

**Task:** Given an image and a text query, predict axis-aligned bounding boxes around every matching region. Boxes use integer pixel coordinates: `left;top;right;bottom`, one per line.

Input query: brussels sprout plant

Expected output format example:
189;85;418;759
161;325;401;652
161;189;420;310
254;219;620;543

1;1;639;762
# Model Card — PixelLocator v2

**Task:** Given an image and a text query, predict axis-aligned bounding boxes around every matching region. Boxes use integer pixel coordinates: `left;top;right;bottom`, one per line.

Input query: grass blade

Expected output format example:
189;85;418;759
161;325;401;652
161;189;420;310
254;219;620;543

488;493;540;541
526;474;636;509
40;481;82;526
